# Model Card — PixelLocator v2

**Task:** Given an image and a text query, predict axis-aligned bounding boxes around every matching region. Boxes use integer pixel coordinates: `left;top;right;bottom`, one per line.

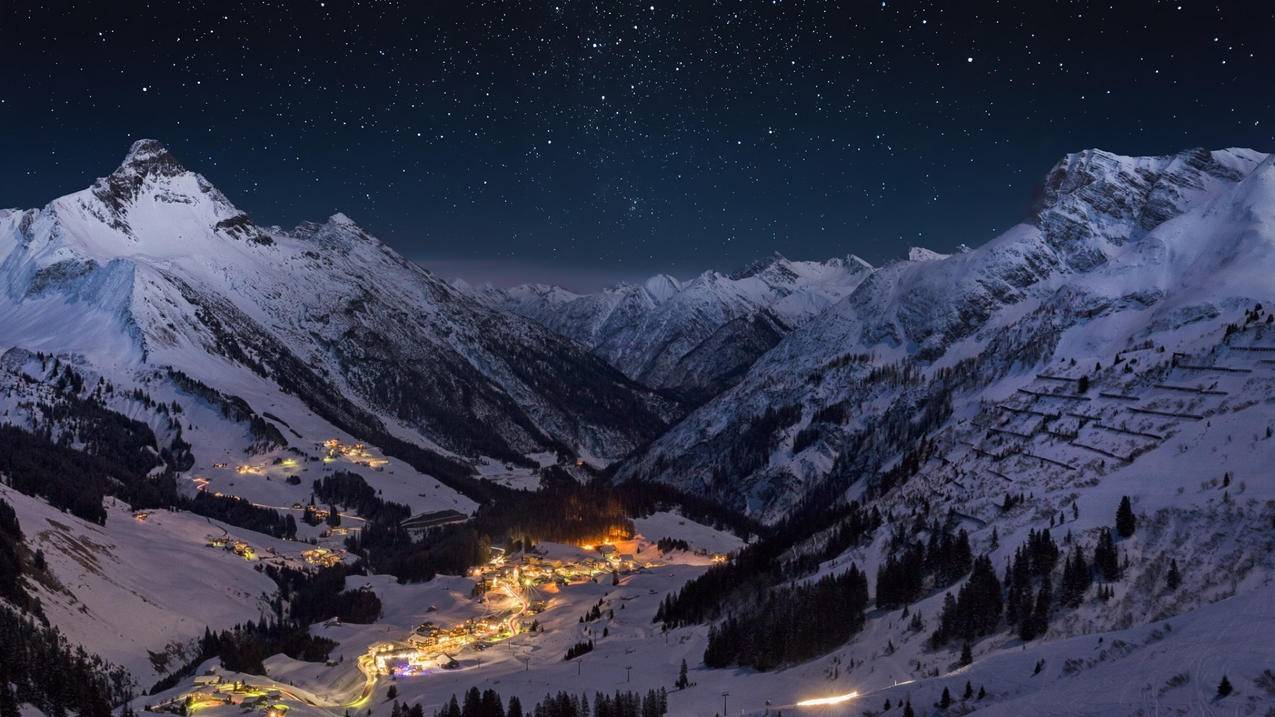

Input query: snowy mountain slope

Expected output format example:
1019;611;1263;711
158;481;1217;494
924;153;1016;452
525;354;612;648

0;484;286;688
617;147;1275;520
0;141;675;490
476;254;873;399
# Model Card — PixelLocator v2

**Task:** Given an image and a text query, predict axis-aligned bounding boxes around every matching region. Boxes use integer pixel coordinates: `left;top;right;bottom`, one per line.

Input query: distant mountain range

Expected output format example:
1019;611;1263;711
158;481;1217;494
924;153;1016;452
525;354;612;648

458;253;874;401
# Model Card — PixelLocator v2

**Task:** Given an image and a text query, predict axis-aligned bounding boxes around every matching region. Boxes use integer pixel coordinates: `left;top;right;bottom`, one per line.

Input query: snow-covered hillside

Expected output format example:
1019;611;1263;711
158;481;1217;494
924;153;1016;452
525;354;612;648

0;140;675;489
470;254;873;400
618;147;1275;521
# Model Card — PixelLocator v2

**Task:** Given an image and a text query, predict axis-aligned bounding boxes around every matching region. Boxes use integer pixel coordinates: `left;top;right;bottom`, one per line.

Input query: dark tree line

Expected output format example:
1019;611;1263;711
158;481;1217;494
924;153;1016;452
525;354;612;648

608;479;764;542
313;470;410;524
196;621;337;676
1002;528;1059;642
702;565;869;670
261;564;383;626
931;555;1003;646
0;425;134;524
0;498;38;614
0;413;307;543
654;537;689;553
562;640;594;660
188;491;297;539
655;500;877;629
927;522;1127;649
349;474;635;581
0;604;133;717
432;686;667;717
875;523;972;609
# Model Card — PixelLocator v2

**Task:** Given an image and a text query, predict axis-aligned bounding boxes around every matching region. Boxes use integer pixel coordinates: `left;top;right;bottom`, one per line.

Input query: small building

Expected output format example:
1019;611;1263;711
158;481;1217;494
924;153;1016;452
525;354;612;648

400;509;469;540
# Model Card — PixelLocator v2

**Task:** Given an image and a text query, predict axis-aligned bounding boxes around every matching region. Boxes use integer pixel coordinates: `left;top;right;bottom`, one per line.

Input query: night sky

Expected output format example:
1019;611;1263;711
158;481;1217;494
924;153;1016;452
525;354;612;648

2;2;1272;289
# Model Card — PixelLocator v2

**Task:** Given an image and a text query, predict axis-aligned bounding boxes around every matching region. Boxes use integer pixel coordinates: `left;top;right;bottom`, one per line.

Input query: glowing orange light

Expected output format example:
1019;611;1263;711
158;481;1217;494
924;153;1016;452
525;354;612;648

796;691;859;707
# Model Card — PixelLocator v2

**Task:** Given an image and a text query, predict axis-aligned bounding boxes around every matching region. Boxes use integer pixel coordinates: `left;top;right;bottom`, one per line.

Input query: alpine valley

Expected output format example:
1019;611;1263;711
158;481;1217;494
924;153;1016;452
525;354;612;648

3;141;1275;717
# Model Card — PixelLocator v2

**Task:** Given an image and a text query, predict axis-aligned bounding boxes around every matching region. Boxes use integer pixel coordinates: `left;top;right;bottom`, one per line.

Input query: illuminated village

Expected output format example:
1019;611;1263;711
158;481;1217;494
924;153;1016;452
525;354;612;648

143;536;665;715
361;542;643;680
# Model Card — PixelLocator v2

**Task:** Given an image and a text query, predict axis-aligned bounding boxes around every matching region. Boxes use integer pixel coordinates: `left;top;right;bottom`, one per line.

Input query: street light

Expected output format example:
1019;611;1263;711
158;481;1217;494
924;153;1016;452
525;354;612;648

721;690;729;716
625;665;632;683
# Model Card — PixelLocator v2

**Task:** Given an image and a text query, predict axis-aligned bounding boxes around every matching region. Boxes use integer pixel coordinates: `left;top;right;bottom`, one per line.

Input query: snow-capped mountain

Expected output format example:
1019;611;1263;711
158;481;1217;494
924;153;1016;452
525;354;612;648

7;142;1275;717
617;147;1275;520
0;140;675;486
474;253;873;400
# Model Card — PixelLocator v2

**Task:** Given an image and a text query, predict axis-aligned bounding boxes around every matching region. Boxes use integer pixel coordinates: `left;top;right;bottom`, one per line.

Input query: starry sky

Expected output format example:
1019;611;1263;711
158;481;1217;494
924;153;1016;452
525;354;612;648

1;1;1272;289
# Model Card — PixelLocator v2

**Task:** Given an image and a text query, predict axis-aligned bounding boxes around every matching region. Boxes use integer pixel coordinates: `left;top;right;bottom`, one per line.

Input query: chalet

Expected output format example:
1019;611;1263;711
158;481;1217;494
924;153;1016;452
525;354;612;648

400;509;469;539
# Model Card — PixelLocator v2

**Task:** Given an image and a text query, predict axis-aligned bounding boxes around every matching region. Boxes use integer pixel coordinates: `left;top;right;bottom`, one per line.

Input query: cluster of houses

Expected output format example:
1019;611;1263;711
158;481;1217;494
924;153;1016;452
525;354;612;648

320;438;389;469
146;673;289;716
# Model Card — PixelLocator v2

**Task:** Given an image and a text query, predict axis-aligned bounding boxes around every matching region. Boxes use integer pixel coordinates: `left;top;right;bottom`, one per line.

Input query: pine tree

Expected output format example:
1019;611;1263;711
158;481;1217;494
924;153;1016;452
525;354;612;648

1217;675;1233;697
506;697;522;717
675;659;689;689
1166;559;1181;590
1018;596;1037;641
962;681;972;700
480;689;504;717
937;687;952;709
461;687;481;717
1061;545;1091;607
1116;496;1136;537
1094;528;1121;581
977;686;986;699
959;642;972;666
902;699;915;717
1031;576;1052;638
387;685;398;700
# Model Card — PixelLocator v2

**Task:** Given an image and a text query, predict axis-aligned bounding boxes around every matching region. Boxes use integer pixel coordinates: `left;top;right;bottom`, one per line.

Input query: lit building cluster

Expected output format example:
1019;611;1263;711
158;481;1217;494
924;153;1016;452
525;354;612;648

320;439;389;469
301;547;344;568
146;674;290;715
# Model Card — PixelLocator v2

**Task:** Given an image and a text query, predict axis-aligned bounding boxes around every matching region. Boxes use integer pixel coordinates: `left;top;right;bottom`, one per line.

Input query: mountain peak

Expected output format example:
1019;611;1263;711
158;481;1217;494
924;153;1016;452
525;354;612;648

730;252;790;280
116;139;186;178
907;246;948;262
641;274;682;303
327;212;356;227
